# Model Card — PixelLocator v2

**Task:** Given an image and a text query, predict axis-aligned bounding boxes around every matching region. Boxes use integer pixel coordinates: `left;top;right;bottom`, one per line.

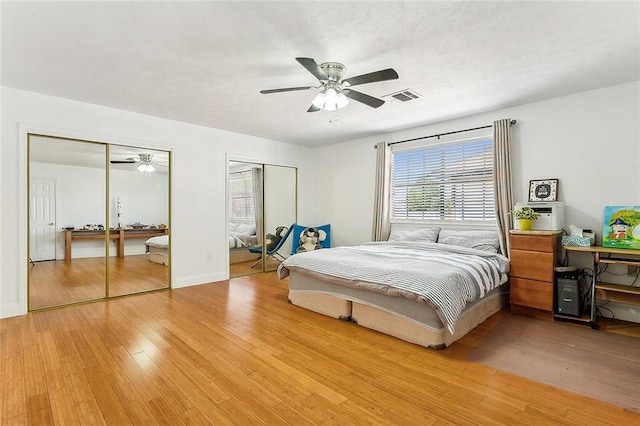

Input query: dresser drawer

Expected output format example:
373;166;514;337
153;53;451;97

510;233;556;252
510;250;555;282
510;277;553;311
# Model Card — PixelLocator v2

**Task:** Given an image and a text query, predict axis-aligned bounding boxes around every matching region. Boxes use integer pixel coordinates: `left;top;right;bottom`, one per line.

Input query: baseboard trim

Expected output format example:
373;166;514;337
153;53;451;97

173;273;228;289
0;302;27;319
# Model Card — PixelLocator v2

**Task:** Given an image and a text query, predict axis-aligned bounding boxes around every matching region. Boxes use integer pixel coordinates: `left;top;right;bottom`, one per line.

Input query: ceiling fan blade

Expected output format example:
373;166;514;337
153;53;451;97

110;160;136;164
342;68;399;87
307;104;321;113
260;86;314;94
295;57;328;81
344;89;385;108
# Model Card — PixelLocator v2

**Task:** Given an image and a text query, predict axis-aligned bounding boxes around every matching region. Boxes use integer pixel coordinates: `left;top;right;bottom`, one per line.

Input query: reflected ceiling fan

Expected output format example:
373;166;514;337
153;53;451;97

260;57;399;112
110;153;166;172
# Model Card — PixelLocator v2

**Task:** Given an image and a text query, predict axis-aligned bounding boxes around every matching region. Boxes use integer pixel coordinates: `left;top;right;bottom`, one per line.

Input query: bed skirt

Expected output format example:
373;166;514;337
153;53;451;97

287;270;507;349
149;249;169;266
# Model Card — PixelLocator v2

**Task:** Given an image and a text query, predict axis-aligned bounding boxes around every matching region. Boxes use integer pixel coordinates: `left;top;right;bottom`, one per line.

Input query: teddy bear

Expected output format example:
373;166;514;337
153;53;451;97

265;226;287;252
296;227;327;253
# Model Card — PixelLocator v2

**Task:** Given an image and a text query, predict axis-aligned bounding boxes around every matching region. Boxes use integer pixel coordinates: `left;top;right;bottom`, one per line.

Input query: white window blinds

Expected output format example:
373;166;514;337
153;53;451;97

229;170;254;219
391;137;495;221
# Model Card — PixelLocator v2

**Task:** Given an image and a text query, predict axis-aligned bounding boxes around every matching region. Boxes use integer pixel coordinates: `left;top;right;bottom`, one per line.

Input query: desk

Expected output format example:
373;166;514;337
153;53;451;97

564;245;640;327
64;228;168;260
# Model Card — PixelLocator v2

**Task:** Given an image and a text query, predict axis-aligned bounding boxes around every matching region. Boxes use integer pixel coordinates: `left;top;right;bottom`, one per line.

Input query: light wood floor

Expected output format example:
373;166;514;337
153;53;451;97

229;258;282;277
2;273;639;425
29;255;169;310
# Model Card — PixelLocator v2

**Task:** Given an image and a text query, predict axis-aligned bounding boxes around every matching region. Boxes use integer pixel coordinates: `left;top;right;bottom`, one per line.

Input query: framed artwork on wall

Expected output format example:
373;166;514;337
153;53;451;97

603;205;640;249
528;178;558;202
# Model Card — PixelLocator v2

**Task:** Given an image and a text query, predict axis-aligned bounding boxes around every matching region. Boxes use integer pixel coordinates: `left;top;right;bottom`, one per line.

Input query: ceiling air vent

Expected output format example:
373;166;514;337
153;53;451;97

383;89;422;103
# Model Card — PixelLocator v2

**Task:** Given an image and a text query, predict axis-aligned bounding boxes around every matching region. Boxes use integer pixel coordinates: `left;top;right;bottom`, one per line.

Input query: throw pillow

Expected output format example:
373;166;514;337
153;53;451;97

388;227;440;243
437;229;500;253
291;223;331;254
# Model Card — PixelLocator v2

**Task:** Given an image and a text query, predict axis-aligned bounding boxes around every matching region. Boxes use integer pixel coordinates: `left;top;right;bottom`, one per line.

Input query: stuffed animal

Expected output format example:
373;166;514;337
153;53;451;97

265;226;287;251
296;227;327;253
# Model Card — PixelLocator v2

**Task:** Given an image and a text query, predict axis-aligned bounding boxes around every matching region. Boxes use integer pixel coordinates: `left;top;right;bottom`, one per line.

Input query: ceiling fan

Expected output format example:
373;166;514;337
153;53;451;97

110;153;165;172
260;57;399;112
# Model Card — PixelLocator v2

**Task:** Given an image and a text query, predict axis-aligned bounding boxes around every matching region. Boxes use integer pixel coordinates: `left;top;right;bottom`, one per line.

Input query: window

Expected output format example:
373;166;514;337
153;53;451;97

391;136;495;222
229;170;255;219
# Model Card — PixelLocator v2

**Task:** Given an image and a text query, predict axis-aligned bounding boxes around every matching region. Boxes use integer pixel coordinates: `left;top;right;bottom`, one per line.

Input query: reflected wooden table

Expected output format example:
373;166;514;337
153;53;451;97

64;228;168;260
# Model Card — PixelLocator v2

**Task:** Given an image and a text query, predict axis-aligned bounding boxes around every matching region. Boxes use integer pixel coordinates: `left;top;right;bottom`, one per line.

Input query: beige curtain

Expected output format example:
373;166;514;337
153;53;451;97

493;119;514;256
252;167;263;243
372;142;391;241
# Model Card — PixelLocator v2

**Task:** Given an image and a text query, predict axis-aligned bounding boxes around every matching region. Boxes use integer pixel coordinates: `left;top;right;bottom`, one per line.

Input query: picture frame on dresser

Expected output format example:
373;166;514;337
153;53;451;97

528;178;559;202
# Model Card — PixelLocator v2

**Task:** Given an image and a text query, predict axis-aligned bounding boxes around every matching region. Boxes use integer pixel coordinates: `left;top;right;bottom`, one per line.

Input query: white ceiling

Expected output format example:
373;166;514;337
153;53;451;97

2;1;639;147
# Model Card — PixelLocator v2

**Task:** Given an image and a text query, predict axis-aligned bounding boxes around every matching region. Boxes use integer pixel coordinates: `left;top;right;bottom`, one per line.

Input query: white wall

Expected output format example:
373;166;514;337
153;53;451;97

1;87;314;318
313;81;640;322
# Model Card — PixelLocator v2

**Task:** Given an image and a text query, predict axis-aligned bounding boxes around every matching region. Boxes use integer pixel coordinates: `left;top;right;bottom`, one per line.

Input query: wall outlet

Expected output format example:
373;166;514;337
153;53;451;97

206;252;212;261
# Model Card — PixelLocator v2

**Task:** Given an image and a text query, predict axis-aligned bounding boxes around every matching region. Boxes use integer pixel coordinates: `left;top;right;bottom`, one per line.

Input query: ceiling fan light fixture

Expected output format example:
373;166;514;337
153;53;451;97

260;57;398;112
311;91;326;108
312;87;349;111
336;92;349;109
137;163;154;172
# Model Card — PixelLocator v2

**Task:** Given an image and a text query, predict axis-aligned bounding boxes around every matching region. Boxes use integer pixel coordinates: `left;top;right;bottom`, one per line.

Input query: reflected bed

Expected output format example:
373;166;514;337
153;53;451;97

145;235;169;266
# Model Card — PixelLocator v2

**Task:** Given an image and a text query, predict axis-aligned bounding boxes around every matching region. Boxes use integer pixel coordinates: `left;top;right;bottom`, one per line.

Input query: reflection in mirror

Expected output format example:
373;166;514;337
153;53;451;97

108;145;170;297
28;135;107;310
263;165;297;272
227;161;297;277
228;162;263;277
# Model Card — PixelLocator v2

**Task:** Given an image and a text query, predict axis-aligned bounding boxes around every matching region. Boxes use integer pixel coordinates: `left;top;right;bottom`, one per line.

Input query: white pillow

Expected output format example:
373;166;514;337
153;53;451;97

388;227;440;243
236;223;256;235
229;221;239;231
437;229;499;253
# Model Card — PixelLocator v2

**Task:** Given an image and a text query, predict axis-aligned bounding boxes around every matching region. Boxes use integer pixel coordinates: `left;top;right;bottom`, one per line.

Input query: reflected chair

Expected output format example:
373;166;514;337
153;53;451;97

248;224;294;268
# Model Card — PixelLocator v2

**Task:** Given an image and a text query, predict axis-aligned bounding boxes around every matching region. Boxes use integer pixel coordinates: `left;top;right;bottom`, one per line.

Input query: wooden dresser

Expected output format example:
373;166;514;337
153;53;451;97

509;230;563;320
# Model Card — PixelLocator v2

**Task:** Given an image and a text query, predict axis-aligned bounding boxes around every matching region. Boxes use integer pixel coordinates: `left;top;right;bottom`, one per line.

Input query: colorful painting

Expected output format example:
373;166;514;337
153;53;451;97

602;206;640;250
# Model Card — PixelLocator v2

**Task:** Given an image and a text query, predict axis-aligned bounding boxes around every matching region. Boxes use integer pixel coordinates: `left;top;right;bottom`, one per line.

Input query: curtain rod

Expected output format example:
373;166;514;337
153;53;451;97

384;119;517;147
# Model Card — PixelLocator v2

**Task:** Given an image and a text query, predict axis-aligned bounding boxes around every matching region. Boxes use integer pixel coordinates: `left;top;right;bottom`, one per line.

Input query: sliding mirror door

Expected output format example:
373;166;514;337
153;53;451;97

28;135;107;310
108;145;170;297
228;161;297;276
263;165;297;272
229;162;263;277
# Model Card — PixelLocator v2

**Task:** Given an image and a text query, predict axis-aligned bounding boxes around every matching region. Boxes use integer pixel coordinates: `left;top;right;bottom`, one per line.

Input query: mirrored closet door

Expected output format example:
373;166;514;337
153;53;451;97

263;165;297;273
29;136;107;309
228;161;296;277
28;134;171;311
108;145;170;297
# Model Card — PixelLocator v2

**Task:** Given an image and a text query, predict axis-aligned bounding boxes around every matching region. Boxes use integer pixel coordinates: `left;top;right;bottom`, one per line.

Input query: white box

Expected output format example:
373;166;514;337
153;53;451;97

514;201;565;231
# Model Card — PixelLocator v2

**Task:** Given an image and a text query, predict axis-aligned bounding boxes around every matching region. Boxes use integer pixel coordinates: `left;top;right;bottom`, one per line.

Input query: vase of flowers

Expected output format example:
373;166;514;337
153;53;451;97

513;206;540;231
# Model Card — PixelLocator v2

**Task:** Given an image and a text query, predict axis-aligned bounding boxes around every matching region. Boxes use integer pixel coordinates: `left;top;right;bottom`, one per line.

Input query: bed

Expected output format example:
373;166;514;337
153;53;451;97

228;221;260;264
145;235;169;266
229;222;258;249
277;228;510;349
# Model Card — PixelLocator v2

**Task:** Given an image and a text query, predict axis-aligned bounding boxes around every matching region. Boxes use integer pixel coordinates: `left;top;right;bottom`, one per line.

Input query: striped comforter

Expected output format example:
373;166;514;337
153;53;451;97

229;231;256;249
278;241;510;333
